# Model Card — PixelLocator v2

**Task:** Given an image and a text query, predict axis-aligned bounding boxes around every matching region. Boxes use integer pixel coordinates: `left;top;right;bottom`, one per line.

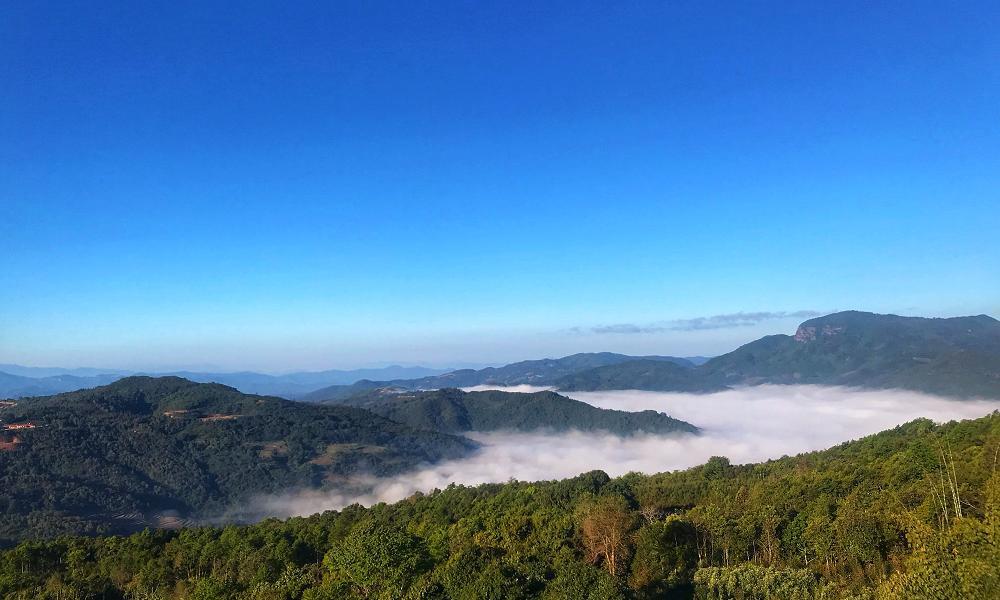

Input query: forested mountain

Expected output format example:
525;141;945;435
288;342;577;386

2;410;996;599
330;387;699;435
555;359;724;393
0;377;474;543
558;312;1000;398
701;311;1000;397
302;353;696;402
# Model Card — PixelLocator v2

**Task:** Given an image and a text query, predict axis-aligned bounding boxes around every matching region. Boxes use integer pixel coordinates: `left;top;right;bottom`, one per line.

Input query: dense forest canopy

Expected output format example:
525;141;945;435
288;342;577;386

329;387;699;435
0;377;475;543
0;377;695;544
1;410;997;599
1;312;998;597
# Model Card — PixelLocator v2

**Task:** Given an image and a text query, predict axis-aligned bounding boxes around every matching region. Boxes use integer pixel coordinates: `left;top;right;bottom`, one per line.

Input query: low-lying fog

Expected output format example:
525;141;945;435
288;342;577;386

249;385;1000;519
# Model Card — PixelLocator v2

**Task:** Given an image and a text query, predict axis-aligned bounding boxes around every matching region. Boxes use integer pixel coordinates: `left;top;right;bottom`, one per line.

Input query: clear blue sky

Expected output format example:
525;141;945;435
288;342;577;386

3;2;998;371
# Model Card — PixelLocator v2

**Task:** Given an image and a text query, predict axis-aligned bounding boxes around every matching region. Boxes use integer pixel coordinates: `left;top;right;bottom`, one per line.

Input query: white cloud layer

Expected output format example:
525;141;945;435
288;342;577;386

245;385;1000;519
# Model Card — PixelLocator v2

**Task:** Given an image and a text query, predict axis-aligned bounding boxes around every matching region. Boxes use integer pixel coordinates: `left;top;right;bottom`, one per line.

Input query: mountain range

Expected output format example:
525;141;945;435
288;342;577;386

0;364;456;399
557;311;1000;398
11;311;993;405
303;312;1000;401
1;310;998;546
300;353;699;402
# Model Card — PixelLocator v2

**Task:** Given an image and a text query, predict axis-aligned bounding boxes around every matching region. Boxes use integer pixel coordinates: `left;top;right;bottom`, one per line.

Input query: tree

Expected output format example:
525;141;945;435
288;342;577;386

324;521;429;599
702;457;731;481
545;552;624;600
629;516;698;598
577;496;636;577
876;473;1000;599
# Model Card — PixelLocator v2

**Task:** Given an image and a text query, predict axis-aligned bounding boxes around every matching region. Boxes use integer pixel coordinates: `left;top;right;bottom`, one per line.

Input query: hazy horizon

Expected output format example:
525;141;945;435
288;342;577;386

3;308;997;373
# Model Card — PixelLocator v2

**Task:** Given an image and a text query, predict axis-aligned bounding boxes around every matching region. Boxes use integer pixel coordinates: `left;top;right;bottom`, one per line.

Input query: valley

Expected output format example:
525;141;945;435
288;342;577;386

8;4;998;595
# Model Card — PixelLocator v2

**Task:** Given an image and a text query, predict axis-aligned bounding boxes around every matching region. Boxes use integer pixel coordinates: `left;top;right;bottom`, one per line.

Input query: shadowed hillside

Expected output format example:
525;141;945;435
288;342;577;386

332;387;699;435
0;377;475;543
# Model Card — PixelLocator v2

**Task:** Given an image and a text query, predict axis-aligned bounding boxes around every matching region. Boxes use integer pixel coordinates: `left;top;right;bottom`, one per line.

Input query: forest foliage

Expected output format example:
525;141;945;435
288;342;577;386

0;377;695;543
332;387;698;435
0;377;474;542
1;410;997;599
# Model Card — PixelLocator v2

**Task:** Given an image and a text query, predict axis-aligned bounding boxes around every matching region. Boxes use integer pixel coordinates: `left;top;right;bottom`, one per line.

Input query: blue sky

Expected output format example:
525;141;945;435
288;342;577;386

2;2;998;371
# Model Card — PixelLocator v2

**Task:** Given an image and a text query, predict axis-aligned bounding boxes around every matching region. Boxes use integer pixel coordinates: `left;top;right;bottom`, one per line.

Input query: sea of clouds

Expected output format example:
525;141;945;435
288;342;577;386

247;385;1000;519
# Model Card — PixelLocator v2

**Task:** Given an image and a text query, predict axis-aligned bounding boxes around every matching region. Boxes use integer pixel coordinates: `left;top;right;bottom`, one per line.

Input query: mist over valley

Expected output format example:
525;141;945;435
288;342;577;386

246;384;1000;519
5;4;1000;594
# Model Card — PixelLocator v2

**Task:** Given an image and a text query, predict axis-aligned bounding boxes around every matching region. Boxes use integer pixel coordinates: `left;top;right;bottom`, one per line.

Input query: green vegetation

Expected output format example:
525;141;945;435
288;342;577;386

333;387;699;435
555;359;724;393
0;377;695;544
704;311;1000;397
301;353;696;402
1;410;997;599
557;312;1000;398
0;377;475;544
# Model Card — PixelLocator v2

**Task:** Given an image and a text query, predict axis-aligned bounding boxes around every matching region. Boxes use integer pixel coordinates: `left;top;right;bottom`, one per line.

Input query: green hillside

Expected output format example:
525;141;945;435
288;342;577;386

702;311;1000;397
557;312;1000;398
0;377;475;543
335;387;699;435
555;359;725;393
2;410;997;599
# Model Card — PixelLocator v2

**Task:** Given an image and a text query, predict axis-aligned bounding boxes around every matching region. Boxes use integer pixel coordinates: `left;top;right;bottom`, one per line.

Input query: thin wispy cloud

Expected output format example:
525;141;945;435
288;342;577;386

582;310;823;335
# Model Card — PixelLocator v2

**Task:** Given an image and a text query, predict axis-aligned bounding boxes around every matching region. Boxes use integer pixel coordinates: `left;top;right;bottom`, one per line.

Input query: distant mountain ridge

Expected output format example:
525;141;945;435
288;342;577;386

0;365;455;399
300;312;1000;400
701;311;1000;397
0;365;132;378
301;352;697;402
0;371;123;399
559;311;1000;398
6;311;997;401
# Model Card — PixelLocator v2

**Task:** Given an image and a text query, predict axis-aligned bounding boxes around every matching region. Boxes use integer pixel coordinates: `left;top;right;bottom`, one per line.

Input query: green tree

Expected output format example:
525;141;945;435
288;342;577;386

324;521;430;599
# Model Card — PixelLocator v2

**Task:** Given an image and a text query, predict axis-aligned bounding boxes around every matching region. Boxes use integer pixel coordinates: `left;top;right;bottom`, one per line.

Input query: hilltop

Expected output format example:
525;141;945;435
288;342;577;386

0;377;475;542
332;387;699;435
700;311;1000;397
550;312;1000;397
